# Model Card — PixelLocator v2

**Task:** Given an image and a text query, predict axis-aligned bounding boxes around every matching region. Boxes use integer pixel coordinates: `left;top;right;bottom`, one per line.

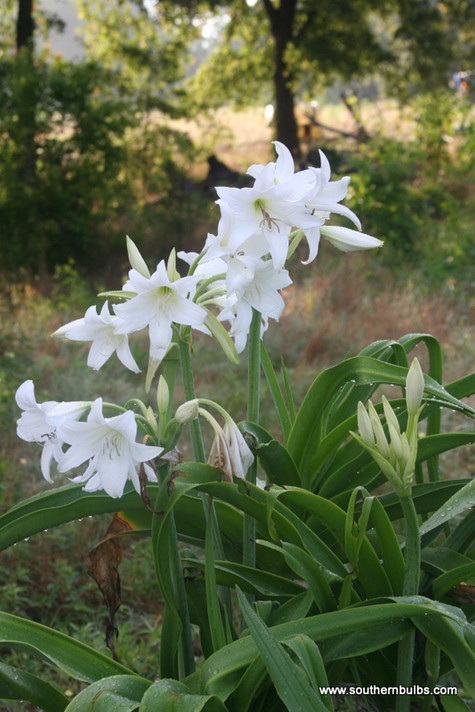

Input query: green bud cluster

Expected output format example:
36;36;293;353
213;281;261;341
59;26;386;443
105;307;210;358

351;358;425;498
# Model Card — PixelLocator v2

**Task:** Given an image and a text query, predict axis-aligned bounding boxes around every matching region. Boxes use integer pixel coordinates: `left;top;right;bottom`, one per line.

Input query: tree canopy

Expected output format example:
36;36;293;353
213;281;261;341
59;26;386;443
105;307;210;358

188;0;475;153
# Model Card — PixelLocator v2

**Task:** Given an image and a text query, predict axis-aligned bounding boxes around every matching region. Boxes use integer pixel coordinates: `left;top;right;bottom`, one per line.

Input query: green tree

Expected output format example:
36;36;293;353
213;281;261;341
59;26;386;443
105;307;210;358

189;0;474;156
0;0;197;275
76;0;199;113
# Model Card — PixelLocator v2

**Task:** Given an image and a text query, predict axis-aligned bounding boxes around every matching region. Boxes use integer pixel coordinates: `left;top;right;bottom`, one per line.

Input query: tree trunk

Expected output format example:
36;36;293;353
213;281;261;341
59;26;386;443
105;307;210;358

15;0;36;184
16;0;34;49
262;0;301;160
15;0;47;276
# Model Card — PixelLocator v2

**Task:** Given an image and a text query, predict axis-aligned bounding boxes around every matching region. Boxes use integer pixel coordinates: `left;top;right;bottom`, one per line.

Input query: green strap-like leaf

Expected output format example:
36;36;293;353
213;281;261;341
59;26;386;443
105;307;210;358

274;488;393;598
237;588;328;712
431;563;475;599
281;635;333;711
225;656;268;712
65;675;150;711
198;597;475;699
419;479;475;536
0;661;68;712
438;694;474;712
140;679;228;711
257;540;336;613
239;421;301;487
0;483;140;552
0;612;135;683
183;558;305;598
205;505;227;652
260;342;293;441
368;497;406;595
408;604;475;698
445;508;475;555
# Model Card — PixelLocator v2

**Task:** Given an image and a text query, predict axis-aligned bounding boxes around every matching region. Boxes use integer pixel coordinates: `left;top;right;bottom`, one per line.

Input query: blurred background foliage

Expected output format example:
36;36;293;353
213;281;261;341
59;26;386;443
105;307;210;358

0;0;474;284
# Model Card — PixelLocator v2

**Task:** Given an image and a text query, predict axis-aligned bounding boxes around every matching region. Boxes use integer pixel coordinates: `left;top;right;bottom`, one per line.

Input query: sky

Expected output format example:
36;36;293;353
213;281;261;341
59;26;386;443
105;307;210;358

37;0;84;60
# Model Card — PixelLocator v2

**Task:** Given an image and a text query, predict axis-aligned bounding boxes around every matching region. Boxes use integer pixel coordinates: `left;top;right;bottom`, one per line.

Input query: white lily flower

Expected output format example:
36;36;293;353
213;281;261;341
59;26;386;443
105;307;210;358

216;143;317;270
178;237;227;280
15;380;88;482
224;233;270;297
306;151;361;229
53;301;140;373
57;398;163;498
114;260;208;363
219;259;292;353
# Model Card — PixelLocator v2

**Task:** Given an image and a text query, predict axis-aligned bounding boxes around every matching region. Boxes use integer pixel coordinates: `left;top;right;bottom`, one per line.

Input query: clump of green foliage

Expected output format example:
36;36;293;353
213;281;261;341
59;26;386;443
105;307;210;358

347;94;475;288
0;50;204;277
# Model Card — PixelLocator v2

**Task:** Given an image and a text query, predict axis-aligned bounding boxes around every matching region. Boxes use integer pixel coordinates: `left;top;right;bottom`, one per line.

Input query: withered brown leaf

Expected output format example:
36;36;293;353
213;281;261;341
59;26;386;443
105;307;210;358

85;513;133;660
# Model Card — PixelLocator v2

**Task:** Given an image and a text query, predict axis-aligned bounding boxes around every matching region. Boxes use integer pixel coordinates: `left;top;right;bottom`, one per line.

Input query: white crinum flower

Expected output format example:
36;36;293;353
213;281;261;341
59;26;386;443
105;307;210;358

57;398;163;498
53;301;140;373
215;142;318;270
218;258;292;353
214;142;383;270
15;380;88;482
114;260;209;363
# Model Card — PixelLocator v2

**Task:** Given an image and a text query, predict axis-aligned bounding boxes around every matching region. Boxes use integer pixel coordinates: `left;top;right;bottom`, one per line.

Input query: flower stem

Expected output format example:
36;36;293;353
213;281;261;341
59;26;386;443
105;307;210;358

178;339;206;463
152;466;195;680
243;308;261;570
396;494;421;712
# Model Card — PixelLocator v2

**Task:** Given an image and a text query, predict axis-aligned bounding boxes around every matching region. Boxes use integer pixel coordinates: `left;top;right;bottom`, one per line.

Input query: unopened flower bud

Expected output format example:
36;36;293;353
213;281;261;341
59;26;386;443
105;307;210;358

175;399;200;424
166;248;180;282
357;401;374;447
382;396;401;436
157;375;169;416
126;236;150;278
406;357;424;415
388;424;404;462
368;401;390;458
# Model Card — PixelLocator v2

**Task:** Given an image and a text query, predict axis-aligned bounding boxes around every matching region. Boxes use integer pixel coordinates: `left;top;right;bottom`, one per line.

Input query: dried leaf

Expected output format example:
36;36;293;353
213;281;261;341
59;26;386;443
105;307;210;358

85;513;133;659
450;582;475;605
160;447;183;466
138;462;163;515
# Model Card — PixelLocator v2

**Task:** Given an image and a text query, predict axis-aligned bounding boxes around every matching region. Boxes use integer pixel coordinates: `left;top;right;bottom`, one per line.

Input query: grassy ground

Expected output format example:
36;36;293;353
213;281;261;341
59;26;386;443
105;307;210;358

0;101;474;709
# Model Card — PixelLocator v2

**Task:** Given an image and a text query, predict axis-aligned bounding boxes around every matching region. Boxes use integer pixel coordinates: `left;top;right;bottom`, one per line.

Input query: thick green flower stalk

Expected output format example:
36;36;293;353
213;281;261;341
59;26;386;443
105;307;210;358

352;357;425;712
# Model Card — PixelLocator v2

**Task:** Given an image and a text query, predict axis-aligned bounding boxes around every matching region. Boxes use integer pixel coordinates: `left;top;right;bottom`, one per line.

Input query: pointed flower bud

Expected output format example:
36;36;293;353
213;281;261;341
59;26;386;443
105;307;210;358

367;401;390;458
167;248;180;282
126;236;150;278
382;395;401;436
175;399;200;424
157;376;169;416
357;401;374;447
406;357;425;415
